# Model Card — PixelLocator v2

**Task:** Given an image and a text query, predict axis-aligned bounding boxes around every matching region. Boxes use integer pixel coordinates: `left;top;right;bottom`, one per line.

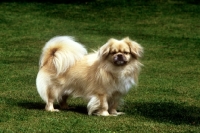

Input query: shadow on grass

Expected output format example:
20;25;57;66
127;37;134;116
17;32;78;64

18;102;88;115
18;102;45;110
18;100;200;125
126;102;200;126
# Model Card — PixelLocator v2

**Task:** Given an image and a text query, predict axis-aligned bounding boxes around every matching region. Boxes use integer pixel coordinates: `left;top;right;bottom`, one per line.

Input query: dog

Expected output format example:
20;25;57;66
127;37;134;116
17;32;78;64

36;36;143;116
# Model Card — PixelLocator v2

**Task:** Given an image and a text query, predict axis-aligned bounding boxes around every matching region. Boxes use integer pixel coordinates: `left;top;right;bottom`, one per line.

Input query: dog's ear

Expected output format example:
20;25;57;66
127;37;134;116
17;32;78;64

98;38;115;58
124;37;143;58
99;45;110;57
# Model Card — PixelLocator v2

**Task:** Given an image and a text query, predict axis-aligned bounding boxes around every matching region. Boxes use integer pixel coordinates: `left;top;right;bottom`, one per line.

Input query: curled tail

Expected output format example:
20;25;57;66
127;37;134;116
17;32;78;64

39;36;87;75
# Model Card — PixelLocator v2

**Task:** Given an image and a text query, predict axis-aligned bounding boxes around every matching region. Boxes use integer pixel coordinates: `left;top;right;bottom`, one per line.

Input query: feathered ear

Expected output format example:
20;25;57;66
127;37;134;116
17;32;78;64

98;45;110;58
124;37;143;58
98;38;115;58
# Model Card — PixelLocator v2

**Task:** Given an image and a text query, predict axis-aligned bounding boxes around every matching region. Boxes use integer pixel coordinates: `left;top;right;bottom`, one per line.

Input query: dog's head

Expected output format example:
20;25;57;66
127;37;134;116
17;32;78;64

99;37;143;66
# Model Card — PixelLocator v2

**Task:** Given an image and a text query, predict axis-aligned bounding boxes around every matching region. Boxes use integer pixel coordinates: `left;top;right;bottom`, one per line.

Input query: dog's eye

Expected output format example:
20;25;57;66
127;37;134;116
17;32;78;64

124;52;129;55
110;51;117;55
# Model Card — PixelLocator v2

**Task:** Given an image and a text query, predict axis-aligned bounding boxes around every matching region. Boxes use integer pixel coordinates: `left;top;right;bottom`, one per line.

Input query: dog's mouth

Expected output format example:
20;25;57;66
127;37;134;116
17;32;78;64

113;54;127;66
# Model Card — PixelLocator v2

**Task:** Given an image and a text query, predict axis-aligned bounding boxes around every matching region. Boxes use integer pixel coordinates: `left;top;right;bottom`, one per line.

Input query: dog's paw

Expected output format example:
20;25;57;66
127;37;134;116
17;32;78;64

49;108;59;112
110;112;125;116
45;103;59;112
46;108;60;112
109;109;125;116
100;111;110;116
93;111;110;116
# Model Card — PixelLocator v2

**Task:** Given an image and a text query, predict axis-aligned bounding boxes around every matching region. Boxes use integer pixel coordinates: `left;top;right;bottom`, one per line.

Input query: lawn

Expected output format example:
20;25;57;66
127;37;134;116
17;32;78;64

0;0;200;132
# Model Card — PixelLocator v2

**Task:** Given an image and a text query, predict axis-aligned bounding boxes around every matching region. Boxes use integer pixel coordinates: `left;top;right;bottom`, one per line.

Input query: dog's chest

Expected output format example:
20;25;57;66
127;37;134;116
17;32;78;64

118;76;135;94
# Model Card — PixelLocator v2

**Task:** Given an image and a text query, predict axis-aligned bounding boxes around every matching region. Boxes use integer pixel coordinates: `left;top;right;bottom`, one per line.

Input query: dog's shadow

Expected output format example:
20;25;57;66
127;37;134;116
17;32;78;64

125;101;200;126
18;101;200;125
18;102;88;115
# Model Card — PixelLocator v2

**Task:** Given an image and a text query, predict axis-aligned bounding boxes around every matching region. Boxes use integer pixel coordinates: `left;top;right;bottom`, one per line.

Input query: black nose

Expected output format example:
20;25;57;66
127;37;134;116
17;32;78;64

117;54;124;60
113;54;127;66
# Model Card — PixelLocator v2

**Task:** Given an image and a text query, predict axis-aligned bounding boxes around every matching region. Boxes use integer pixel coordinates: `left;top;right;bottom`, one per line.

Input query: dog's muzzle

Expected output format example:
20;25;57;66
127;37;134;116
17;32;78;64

113;54;127;66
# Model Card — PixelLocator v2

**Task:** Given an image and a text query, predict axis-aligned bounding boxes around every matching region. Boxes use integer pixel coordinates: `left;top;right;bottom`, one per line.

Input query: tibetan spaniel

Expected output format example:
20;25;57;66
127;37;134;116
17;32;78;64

36;36;143;116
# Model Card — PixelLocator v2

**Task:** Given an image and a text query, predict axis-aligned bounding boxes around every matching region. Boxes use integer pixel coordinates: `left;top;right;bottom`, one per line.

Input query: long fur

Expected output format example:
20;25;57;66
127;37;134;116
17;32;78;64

36;36;143;116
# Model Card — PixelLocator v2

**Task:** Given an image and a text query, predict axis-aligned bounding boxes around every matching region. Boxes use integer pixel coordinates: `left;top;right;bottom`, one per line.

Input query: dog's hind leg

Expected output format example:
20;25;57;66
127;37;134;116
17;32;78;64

58;94;69;110
45;88;59;112
45;102;59;112
36;71;59;112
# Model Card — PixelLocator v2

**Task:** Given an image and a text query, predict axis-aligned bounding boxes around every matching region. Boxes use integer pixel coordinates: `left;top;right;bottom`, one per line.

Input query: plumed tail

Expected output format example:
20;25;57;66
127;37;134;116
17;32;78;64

39;36;87;75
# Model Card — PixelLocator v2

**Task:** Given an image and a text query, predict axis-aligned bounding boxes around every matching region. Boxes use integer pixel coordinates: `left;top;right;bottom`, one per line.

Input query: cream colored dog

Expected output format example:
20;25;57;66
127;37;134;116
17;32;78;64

36;36;143;116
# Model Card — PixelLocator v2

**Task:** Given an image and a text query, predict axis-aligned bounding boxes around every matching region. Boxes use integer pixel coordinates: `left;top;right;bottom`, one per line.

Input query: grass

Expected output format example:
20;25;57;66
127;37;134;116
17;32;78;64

0;0;200;132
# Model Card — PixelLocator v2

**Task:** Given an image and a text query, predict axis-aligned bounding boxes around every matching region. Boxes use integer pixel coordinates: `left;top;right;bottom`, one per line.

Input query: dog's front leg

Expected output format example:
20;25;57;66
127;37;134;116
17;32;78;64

108;92;125;116
87;94;109;116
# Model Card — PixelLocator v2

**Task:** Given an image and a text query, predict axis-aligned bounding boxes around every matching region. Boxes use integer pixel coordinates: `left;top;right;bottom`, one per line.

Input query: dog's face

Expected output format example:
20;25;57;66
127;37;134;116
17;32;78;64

99;37;143;66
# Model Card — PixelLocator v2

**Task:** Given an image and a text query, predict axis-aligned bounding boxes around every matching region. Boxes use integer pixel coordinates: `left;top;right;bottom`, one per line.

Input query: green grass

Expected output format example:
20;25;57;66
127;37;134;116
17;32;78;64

0;0;200;132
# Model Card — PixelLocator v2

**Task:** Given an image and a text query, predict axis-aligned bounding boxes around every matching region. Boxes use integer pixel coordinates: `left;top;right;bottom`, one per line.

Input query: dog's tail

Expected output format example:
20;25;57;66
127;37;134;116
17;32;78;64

39;36;87;75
